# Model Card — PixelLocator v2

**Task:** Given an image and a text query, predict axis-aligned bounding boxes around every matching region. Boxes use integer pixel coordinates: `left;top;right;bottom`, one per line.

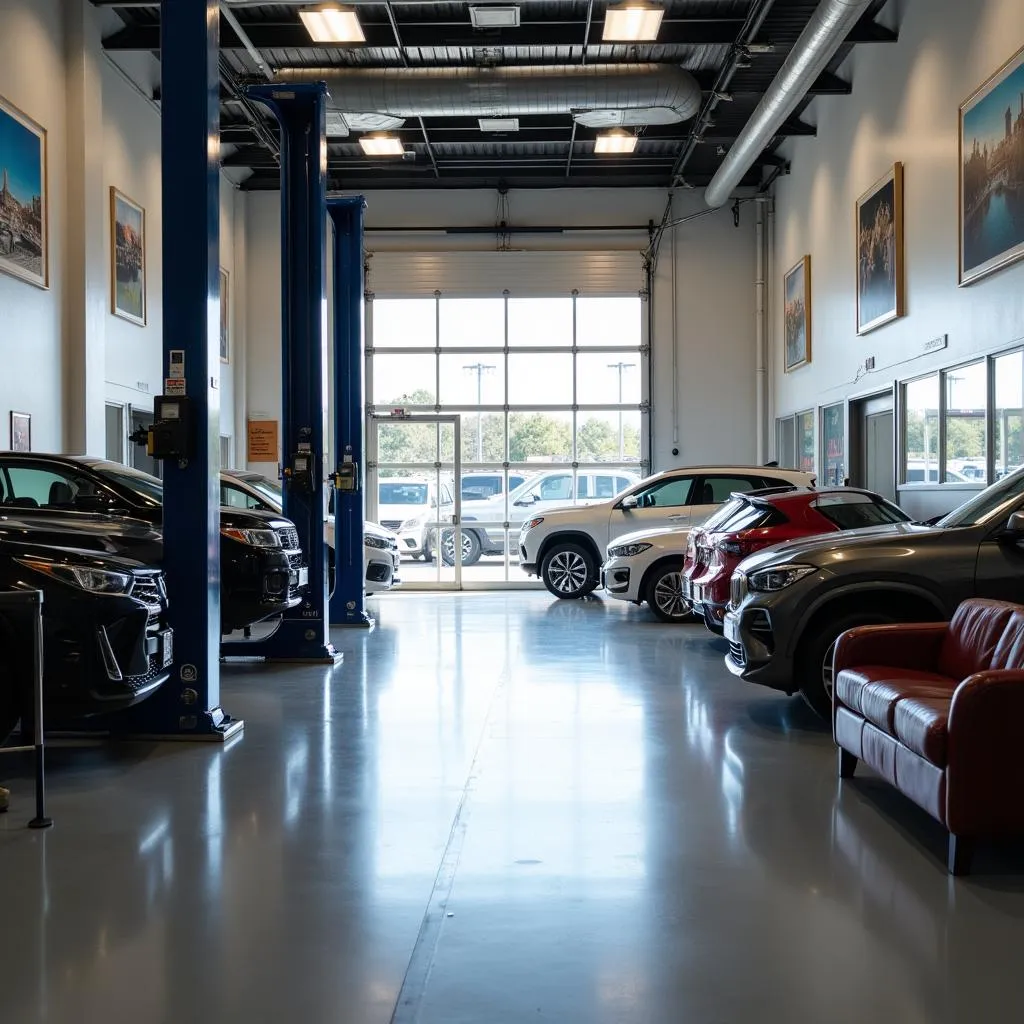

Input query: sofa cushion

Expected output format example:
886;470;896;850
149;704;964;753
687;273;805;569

894;696;951;766
860;678;957;734
939;599;1015;680
991;608;1024;670
835;666;954;716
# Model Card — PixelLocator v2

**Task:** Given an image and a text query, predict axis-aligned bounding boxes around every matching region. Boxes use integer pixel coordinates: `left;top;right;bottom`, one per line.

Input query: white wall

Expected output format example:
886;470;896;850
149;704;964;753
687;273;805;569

244;186;757;473
771;0;1024;430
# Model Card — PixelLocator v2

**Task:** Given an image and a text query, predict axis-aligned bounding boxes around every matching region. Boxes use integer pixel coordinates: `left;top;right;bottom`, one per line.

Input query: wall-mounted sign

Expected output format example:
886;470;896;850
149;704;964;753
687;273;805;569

247;419;279;461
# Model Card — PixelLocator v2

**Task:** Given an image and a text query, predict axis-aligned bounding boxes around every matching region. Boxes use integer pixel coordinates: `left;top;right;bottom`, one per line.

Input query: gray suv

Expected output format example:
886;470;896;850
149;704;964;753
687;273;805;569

724;468;1024;717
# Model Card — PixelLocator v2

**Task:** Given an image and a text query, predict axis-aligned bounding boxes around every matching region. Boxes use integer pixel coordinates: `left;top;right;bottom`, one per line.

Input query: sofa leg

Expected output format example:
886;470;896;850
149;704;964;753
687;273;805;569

948;834;974;876
837;747;858;779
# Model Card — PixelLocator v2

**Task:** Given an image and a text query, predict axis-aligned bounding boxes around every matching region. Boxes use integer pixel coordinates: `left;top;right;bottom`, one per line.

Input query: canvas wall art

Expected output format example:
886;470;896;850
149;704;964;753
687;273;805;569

111;187;146;325
960;44;1024;285
856;163;904;333
0;94;47;288
10;411;30;452
784;256;811;373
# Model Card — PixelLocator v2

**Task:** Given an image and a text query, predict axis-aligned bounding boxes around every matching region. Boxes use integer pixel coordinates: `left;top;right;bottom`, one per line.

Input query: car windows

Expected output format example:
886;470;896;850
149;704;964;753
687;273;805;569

697;475;766;505
440;484;454;505
593;475;620;499
715;500;789;533
632;476;694;509
463;475;502;500
221;482;264;511
538;475;573;501
813;493;909;530
0;464;99;510
509;474;528;491
615;476;633;493
379;483;429;504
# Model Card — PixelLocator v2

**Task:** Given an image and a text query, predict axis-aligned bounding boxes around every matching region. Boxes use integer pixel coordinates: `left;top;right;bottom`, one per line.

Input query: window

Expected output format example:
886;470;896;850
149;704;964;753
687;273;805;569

994;350;1024;481
1;465;88;508
944;360;986;483
593;475;620;499
538;474;573;501
379;482;429;505
699;475;763;505
812;493;909;530
716;500;789;533
105;404;124;463
94;461;163;504
440;484;454;505
776;416;797;469
221;482;264;510
796;410;815;475
220;435;233;470
903;375;939;484
821;403;845;487
462;475;502;500
632;476;694;509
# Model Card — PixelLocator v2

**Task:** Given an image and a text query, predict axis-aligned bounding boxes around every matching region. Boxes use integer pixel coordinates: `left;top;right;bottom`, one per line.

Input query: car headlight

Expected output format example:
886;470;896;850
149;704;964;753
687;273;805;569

607;542;653;558
523;517;544;531
364;535;389;550
401;514;427;531
16;558;134;596
221;528;282;548
746;564;817;592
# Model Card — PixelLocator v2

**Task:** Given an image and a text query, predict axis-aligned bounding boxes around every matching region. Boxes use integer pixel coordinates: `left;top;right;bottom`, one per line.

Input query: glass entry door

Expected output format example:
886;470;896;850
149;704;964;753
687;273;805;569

368;415;463;589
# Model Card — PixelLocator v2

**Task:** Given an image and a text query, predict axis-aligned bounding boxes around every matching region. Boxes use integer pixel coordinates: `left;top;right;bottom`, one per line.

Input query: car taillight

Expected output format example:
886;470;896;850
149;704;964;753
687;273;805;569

718;536;766;558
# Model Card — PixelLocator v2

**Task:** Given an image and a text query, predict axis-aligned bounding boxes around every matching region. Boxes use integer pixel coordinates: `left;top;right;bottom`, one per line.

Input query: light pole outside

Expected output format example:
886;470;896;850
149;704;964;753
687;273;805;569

463;362;496;462
607;361;637;460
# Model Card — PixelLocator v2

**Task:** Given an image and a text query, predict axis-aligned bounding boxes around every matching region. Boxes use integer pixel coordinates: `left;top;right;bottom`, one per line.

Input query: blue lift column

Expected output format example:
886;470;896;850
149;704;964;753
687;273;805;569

125;0;238;738
327;197;371;626
238;82;338;663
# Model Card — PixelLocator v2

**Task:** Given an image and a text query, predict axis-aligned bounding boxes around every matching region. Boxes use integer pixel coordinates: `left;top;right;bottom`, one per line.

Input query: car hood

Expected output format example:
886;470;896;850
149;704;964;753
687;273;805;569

611;526;688;550
736;521;947;573
0;536;152;572
220;507;295;531
531;500;615;523
0;511;163;543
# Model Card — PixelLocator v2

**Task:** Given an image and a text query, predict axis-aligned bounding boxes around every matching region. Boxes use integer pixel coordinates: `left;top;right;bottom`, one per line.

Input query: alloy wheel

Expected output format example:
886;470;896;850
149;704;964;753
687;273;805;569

822;639;838;700
548;550;589;594
653;571;691;620
441;529;473;564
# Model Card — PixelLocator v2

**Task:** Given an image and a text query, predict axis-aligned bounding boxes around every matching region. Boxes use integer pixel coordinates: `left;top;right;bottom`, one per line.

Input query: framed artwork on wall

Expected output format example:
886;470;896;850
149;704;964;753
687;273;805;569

0;94;48;289
220;267;230;363
10;411;30;452
959;43;1024;286
856;163;905;333
110;186;146;325
783;255;811;372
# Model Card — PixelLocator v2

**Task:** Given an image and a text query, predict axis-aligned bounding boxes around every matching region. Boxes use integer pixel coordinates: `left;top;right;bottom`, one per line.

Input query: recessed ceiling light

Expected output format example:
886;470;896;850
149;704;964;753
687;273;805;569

299;4;366;44
358;134;405;156
602;3;664;42
595;131;637;154
469;6;521;29
479;117;520;132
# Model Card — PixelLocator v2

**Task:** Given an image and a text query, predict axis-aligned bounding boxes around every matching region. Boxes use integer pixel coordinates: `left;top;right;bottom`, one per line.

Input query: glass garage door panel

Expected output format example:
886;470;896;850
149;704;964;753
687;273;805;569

439;354;506;407
440;298;505;347
576;410;642;463
373;299;437;347
576;297;642;346
507;298;573;346
508;354;574;406
576;353;642;406
373;353;436;407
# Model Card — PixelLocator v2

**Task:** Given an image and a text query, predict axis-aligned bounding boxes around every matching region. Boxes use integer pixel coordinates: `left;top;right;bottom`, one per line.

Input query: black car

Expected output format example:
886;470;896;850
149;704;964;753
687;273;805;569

0;530;173;741
0;453;307;633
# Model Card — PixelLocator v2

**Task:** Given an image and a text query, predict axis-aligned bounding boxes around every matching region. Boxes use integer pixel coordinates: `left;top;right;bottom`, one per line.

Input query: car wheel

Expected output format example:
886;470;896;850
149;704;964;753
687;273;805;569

440;528;482;567
422;535;434;563
541;543;598;599
796;610;895;718
643;561;693;623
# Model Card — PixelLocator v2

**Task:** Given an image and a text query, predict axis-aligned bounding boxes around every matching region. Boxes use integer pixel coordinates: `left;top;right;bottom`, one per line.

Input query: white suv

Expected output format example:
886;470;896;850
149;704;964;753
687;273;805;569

377;476;455;560
519;465;816;599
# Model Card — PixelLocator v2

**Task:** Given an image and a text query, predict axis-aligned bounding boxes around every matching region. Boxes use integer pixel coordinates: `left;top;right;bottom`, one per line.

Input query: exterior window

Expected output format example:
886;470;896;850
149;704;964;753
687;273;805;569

821;403;845;487
994;349;1023;481
796;410;815;475
632;476;694;509
943;360;986;483
776;416;796;469
903;375;939;483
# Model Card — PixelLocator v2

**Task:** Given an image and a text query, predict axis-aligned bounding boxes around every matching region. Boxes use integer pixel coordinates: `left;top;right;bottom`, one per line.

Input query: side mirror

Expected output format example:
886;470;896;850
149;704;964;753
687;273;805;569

620;494;638;510
74;494;111;513
513;494;536;508
1004;511;1024;536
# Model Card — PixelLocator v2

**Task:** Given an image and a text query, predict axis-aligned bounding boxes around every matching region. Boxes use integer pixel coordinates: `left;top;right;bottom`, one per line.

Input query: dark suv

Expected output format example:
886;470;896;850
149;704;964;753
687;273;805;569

0;525;173;740
724;468;1024;716
0;453;306;633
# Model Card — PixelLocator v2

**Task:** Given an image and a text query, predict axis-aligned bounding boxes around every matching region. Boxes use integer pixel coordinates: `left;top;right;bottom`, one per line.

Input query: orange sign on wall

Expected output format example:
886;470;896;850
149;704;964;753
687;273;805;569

247;419;279;462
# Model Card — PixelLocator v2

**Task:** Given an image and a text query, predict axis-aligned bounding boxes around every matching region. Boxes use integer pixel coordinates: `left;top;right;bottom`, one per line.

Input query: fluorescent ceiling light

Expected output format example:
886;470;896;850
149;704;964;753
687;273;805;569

359;134;405;156
469;6;521;29
299;4;365;44
478;117;520;132
602;3;664;42
595;131;637;154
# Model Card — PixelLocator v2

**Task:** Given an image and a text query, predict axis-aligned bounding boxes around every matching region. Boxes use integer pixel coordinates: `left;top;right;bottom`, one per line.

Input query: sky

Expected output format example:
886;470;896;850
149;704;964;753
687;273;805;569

0;105;42;203
963;56;1024;149
904;351;1023;413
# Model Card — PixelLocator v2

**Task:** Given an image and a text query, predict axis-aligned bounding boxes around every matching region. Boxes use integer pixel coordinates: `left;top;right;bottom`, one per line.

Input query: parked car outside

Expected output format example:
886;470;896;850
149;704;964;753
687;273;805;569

376;476;455;561
525;465;815;599
220;470;401;594
461;472;531;503
0;453;305;633
684;487;909;633
724;467;1024;717
0;527;173;741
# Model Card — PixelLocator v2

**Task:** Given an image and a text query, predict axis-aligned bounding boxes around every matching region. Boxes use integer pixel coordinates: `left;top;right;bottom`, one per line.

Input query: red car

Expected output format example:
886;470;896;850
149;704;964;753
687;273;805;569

683;487;910;634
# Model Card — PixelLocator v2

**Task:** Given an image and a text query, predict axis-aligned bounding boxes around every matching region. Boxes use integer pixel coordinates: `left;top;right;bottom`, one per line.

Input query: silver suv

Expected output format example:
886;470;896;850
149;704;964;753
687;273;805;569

724;468;1024;717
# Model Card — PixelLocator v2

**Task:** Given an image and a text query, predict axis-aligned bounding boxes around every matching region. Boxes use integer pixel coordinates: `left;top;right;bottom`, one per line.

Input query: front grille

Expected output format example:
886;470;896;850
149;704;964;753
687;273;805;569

381;519;402;532
131;571;166;624
729;573;747;609
287;551;303;570
729;641;746;666
276;527;300;551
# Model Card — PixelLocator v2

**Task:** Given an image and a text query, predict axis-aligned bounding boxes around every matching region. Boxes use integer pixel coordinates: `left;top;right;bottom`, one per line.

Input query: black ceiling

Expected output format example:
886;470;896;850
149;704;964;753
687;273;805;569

93;1;895;192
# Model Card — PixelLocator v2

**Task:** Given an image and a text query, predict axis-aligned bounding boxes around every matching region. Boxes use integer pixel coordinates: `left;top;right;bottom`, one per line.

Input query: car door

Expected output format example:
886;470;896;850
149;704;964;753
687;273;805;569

611;473;696;542
973;508;1024;604
687;474;771;527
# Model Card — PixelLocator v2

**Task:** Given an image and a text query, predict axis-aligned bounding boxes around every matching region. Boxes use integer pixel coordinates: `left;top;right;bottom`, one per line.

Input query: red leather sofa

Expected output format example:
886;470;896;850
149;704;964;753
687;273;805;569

832;599;1024;875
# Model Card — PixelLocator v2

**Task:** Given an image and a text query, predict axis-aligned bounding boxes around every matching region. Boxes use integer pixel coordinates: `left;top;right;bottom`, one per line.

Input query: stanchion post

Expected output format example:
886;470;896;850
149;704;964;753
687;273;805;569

27;590;52;830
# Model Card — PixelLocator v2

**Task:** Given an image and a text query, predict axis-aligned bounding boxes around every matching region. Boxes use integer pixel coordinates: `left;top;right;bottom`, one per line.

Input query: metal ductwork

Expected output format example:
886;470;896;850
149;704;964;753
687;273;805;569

704;0;874;208
274;64;702;130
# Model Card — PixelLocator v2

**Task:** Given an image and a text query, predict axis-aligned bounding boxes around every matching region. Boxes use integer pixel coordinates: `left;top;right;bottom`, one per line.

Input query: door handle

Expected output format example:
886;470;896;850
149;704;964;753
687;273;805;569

668;514;687;520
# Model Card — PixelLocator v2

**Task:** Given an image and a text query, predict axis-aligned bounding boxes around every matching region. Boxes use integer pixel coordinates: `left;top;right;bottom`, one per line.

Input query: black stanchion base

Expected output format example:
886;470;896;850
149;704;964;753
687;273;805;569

28;817;53;830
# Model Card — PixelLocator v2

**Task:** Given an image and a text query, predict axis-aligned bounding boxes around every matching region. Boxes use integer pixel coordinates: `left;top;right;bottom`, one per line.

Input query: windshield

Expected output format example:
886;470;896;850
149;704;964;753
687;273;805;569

245;476;283;508
94;461;163;504
379;482;428;505
701;497;747;532
937;468;1024;528
812;493;909;530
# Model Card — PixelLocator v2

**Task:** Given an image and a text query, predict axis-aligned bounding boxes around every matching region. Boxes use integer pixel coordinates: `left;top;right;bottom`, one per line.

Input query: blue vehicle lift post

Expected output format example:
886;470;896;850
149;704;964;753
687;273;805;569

221;82;339;663
327;197;372;627
123;0;240;738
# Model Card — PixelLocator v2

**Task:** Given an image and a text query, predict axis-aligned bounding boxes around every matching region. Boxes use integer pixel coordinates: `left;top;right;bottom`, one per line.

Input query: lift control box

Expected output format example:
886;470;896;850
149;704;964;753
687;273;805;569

148;395;195;460
334;461;359;493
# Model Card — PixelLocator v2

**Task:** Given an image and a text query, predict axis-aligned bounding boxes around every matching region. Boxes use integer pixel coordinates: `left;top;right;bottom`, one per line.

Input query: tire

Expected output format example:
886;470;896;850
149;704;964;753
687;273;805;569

541;542;598;599
422;535;434;563
642;560;693;623
796;610;895;718
440;528;482;567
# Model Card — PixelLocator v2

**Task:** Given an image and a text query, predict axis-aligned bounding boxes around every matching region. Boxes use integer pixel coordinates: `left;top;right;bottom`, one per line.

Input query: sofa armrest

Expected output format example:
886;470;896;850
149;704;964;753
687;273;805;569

833;622;949;676
946;670;1024;836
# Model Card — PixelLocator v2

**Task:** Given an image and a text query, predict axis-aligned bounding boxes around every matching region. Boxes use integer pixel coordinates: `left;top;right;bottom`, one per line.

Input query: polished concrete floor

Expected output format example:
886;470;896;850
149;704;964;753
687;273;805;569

2;592;1024;1024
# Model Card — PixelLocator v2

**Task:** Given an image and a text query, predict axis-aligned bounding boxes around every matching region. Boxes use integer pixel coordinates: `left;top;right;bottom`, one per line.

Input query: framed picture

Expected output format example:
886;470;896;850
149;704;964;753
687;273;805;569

960;44;1024;286
0;94;48;288
10;411;30;452
783;256;811;372
856;163;905;333
110;187;146;325
219;267;230;363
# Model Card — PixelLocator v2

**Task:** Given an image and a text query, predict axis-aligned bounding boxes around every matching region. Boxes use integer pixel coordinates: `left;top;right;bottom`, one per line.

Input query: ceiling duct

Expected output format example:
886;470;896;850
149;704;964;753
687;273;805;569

274;64;702;127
